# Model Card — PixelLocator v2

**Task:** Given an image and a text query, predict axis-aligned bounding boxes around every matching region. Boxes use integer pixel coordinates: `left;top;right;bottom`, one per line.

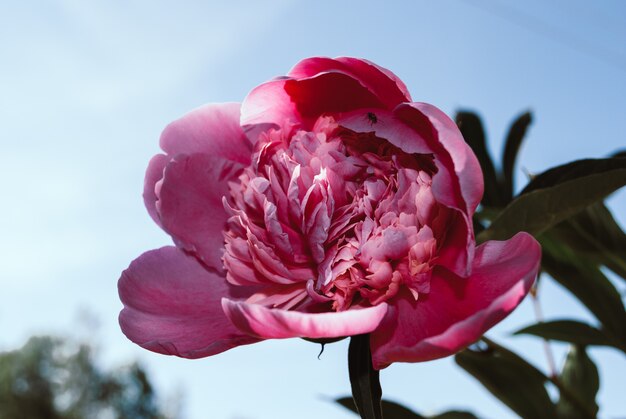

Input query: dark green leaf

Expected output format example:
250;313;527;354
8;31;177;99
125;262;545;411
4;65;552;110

335;397;478;419
348;334;382;419
556;346;600;419
430;411;479;419
477;163;626;242
550;203;626;281
378;401;423;419
521;157;626;194
514;320;620;349
302;336;346;344
540;236;626;345
502;111;532;201
455;343;555;419
611;149;626;158
336;397;360;415
455;111;503;207
472;214;486;235
335;397;423;418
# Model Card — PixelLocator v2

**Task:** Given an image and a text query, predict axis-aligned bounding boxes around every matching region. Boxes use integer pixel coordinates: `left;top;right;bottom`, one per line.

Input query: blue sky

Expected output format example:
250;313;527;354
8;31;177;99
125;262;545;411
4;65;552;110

1;1;625;418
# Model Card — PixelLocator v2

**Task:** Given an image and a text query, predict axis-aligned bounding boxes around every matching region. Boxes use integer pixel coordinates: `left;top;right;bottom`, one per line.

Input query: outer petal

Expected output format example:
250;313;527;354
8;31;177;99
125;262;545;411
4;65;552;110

222;299;389;339
241;73;386;141
288;56;412;108
395;102;484;275
371;232;540;369
143;153;168;228
239;78;299;143
157;153;243;272
397;102;484;215
337;103;483;215
118;246;260;358
160;102;252;165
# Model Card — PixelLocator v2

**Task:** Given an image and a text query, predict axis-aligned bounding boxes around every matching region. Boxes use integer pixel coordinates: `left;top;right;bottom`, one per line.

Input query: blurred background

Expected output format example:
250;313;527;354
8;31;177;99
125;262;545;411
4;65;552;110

1;0;625;418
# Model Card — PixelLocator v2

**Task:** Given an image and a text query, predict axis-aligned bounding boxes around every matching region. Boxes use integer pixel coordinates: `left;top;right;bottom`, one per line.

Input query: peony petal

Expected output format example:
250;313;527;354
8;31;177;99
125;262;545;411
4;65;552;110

337;105;476;276
432;208;472;279
336;108;433;155
241;73;386;139
288;56;411;108
222;299;389;339
284;72;385;120
240;78;299;143
337;104;482;217
143;153;168;227
394;102;483;276
119;246;260;358
157;153;243;272
371;232;540;369
160;102;252;165
398;102;484;215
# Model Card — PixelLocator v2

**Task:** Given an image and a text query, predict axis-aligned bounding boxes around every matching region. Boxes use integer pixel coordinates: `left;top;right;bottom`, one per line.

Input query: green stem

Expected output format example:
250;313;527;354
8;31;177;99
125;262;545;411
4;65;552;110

348;334;383;419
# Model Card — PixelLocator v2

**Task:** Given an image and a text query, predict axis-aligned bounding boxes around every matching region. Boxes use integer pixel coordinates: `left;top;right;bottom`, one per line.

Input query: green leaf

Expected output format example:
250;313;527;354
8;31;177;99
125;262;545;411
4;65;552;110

455;342;555;419
540;236;626;345
514;320;620;349
502;111;532;201
348;334;382;419
335;398;478;419
430;411;479;419
336;397;360;415
610;149;626;158
556;346;600;419
550;203;626;281
455;111;503;207
521;157;626;194
477;160;626;242
336;397;424;418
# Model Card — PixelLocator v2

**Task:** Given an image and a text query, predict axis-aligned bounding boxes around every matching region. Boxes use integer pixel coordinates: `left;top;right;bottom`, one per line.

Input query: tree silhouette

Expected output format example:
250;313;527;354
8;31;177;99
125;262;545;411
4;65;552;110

0;336;172;419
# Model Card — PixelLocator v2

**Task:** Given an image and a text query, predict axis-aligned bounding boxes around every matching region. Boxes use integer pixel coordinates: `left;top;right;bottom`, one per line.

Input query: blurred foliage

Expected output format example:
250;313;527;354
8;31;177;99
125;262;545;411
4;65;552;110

336;396;478;419
454;110;625;419
0;335;173;419
337;110;626;418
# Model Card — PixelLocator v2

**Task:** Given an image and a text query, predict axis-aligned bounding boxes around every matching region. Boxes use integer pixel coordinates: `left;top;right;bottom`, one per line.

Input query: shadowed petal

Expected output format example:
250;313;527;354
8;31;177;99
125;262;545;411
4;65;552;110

337;105;478;276
222;299;389;339
394;102;484;276
398;102;484;215
119;246;260;358
288;56;412;108
241;72;386;139
336;108;433;155
371;232;540;369
158;153;243;271
160;102;252;165
283;72;385;120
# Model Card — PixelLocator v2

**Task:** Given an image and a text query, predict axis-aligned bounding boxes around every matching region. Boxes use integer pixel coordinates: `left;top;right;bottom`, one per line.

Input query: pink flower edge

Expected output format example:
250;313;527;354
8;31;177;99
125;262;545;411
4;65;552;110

118;246;259;358
222;298;389;339
370;232;541;369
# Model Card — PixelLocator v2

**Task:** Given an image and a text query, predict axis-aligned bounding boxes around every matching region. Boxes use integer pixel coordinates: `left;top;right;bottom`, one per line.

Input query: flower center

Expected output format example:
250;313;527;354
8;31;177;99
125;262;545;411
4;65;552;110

223;117;448;311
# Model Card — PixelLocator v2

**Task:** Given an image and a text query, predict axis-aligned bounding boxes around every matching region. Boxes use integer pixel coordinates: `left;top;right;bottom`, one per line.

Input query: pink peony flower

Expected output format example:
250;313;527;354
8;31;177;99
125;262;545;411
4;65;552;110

119;57;541;369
